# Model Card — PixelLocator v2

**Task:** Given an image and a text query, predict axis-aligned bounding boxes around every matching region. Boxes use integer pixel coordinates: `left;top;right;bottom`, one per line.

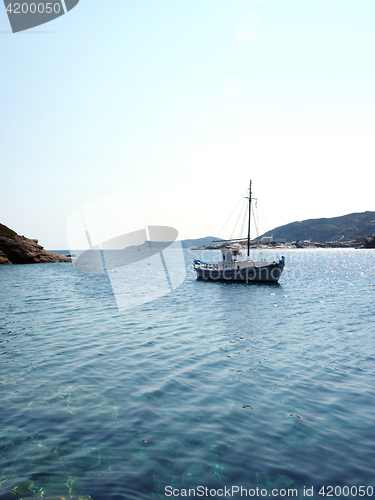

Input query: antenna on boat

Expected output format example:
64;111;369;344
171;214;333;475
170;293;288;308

247;180;252;258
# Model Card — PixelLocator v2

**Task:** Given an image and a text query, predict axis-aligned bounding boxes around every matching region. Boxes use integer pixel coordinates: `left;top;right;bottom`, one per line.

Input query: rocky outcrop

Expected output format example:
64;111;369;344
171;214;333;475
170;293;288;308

0;250;12;264
362;236;375;248
0;223;71;265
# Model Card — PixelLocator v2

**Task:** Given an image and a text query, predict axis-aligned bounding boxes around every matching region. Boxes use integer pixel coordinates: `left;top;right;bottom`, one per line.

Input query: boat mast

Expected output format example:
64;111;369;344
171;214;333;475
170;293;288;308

247;180;252;258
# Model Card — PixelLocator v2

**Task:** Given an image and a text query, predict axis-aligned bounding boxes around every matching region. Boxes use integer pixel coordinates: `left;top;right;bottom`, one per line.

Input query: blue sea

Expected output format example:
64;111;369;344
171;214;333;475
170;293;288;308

1;248;375;500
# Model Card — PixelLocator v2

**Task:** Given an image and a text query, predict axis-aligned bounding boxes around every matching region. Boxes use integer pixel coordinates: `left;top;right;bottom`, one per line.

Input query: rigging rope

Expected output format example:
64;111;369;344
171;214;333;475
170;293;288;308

230;197;247;240
216;187;248;239
252;202;260;238
257;202;270;236
251;203;263;258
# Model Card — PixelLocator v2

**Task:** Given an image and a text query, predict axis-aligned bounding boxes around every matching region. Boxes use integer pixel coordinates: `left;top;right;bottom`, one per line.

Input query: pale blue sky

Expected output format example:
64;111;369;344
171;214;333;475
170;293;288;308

1;1;375;248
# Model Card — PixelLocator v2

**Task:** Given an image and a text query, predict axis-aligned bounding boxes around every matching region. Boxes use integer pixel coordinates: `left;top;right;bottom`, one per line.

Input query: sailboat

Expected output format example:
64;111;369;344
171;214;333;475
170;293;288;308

193;181;285;283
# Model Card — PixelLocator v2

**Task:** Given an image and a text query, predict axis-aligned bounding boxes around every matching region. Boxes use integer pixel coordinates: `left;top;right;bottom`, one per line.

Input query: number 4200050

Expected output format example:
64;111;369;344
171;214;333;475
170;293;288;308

6;3;61;14
319;486;373;497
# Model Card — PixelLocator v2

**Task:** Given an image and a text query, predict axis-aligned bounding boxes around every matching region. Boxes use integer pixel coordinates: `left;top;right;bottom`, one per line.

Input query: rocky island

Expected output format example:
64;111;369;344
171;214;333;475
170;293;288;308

0;223;71;265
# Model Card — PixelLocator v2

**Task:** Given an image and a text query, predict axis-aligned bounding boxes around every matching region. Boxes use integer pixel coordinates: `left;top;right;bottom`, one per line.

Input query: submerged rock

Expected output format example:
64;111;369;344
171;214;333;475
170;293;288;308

181;464;207;486
0;223;70;265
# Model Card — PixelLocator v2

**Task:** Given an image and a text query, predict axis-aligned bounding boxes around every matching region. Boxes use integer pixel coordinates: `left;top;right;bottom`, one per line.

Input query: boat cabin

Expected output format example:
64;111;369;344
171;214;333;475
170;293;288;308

221;248;242;262
218;247;268;270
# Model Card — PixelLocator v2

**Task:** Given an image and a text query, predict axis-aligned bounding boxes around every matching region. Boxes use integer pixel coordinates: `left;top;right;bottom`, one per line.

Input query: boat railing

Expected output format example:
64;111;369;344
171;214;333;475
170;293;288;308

193;259;217;269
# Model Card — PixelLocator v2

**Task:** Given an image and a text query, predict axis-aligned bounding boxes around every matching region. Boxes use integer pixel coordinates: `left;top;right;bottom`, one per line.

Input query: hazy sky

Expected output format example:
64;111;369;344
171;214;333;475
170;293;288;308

1;1;375;249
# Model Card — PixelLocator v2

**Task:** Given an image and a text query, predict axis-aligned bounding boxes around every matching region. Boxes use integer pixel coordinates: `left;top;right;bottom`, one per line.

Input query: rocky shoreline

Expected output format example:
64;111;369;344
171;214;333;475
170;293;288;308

192;236;375;251
0;223;71;265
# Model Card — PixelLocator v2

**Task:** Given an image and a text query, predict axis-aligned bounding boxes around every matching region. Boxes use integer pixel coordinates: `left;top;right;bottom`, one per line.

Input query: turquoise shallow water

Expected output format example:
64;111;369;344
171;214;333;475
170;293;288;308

1;249;375;499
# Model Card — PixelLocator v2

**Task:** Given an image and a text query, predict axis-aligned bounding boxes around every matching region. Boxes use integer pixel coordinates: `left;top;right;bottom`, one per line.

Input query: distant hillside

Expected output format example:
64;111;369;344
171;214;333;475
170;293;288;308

261;211;375;243
180;236;216;248
129;236;216;250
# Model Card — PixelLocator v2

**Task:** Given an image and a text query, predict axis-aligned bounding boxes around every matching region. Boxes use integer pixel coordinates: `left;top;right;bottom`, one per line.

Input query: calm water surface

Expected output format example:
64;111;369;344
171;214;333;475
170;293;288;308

1;249;375;499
